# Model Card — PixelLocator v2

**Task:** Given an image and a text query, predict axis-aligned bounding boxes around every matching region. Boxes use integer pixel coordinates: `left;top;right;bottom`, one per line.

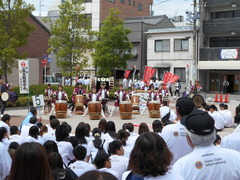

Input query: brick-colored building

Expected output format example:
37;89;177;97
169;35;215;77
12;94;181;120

8;15;50;85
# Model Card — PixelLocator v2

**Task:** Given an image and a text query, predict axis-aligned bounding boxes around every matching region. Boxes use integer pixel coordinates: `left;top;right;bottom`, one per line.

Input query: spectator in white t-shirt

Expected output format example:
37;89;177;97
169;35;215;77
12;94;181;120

219;104;233;128
161;97;194;165
160;101;177;123
69;145;96;177
43;119;60;142
209;105;225;131
152;120;163;136
22;126;44;145
123;132;183;180
0;114;10;136
109;140;129;178
9;126;24;145
20;116;38;138
94;152;120;179
55;124;75;165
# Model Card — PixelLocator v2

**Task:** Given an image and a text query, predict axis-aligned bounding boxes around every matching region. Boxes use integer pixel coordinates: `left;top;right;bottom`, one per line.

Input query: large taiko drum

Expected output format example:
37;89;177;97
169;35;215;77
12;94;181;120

131;95;140;109
148;101;160;118
75;95;84;106
55;100;68;118
1;91;18;102
88;102;101;120
119;101;133;120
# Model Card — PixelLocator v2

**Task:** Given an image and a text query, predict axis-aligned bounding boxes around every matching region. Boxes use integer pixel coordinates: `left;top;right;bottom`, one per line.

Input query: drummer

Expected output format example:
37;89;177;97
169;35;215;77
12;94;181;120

128;84;137;100
158;84;169;104
49;85;72;117
98;83;110;114
141;82;149;91
82;86;106;118
0;77;9;118
110;84;128;117
42;83;54;114
140;85;159;116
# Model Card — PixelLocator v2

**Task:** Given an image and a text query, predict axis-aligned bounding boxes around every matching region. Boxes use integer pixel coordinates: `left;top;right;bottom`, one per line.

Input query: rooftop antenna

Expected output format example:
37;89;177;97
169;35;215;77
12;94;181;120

39;0;45;16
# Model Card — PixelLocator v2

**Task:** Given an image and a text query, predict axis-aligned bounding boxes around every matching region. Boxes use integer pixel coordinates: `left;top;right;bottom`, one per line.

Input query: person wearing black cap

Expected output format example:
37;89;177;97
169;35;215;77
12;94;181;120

172;109;240;180
161;97;195;166
209;105;224;131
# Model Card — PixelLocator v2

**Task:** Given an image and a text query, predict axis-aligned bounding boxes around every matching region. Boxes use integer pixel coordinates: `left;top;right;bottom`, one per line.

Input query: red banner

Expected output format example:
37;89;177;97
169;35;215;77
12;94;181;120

143;66;152;82
125;70;131;79
150;68;156;77
163;72;179;85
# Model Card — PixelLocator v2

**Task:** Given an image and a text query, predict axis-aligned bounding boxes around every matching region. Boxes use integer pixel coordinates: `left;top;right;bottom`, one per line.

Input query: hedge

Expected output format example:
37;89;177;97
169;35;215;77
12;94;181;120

6;85;129;107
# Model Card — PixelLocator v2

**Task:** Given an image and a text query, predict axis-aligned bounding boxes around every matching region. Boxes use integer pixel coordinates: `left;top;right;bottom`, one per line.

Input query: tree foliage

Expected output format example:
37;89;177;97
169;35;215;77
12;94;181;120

47;0;95;84
92;8;132;77
0;0;35;82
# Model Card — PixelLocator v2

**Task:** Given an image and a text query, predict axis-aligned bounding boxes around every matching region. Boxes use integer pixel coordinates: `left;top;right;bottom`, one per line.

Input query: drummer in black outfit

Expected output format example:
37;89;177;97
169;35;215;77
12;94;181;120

0;77;9;117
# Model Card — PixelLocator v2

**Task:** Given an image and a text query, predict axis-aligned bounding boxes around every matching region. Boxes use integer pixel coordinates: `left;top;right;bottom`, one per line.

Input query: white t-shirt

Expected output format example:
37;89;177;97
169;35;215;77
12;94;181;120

160;106;177;122
58;91;63;100
98;168;120;180
92;93;97;102
221;132;240;152
57;141;75;165
86;139;109;162
69;160;96;177
101;90;105;99
9;134;24;145
0;142;12;179
20;124;36;138
140;81;145;89
123;132;139;158
219;110;233;128
161;121;193;165
0;121;10;133
209;111;225;130
42;129;56;142
172;145;240;180
22;135;44;145
122;171;183;180
110;155;129;178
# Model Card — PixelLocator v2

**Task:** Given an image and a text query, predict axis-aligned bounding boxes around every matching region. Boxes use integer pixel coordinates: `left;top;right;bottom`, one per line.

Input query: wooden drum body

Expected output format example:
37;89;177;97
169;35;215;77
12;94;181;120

88;102;101;120
119;101;133;120
148;101;160;118
55;100;68;118
75;95;84;115
131;95;140;114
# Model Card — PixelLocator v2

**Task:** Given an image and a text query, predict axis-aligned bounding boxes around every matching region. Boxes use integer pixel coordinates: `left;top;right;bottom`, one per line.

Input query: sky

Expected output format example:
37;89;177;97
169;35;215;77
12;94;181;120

24;0;193;19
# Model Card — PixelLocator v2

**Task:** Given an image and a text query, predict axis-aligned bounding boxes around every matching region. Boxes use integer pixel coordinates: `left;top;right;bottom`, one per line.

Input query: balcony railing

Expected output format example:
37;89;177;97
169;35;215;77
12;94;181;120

206;0;240;7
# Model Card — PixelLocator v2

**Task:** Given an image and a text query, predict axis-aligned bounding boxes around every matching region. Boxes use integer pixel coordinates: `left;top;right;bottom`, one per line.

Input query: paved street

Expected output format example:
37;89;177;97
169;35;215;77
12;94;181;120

5;93;239;138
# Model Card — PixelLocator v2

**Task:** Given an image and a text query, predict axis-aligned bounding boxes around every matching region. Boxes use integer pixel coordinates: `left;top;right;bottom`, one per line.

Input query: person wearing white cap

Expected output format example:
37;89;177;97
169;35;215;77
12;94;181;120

161;97;194;166
172;109;240;180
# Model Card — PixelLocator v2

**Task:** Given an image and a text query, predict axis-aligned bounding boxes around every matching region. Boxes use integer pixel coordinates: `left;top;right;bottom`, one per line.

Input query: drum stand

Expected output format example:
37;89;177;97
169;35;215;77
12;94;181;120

132;104;140;114
75;105;84;115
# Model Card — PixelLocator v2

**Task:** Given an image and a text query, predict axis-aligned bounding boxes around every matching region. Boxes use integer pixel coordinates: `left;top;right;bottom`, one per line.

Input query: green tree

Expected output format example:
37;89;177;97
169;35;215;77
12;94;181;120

92;8;132;80
0;0;35;82
47;0;95;85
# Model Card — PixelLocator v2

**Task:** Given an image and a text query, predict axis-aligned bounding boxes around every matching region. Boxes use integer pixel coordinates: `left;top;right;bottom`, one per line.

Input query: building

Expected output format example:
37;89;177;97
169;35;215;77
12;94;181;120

146;26;194;88
123;15;175;79
199;0;240;93
8;15;50;85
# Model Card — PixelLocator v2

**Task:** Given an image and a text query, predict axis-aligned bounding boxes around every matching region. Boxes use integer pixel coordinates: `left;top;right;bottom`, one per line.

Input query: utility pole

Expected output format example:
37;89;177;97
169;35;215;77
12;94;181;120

193;0;197;82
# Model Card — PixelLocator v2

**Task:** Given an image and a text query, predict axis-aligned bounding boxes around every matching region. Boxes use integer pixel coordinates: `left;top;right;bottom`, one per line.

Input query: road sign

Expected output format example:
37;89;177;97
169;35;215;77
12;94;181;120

43;54;47;58
47;58;52;63
32;95;44;107
41;59;47;66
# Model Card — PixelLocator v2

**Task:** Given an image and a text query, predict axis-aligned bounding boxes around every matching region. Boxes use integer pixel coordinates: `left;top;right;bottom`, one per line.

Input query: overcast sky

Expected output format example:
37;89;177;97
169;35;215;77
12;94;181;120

24;0;193;19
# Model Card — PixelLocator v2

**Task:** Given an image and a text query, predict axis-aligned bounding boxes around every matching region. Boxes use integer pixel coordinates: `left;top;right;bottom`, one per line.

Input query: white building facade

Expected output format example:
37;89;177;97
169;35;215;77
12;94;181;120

146;27;194;87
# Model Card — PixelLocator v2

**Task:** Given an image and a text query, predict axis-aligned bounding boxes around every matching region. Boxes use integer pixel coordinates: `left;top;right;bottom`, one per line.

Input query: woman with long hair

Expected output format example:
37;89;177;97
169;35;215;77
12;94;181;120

7;142;53;180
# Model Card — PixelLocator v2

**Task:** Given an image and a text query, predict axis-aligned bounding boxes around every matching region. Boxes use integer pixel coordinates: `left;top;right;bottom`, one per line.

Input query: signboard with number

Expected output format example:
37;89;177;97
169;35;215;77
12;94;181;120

18;60;29;94
32;95;44;107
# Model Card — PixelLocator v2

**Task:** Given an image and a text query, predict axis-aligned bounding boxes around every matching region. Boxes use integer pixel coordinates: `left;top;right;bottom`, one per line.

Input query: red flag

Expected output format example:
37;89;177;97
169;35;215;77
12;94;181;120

150;68;156;77
125;70;131;79
169;74;179;84
143;66;152;82
163;72;172;85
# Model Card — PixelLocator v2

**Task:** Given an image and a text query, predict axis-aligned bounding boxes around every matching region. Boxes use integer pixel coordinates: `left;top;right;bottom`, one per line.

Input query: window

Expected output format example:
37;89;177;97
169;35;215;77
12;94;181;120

210;10;240;19
84;0;92;2
108;0;115;2
81;14;92;28
155;40;170;52
128;0;131;5
132;1;135;7
210;36;240;47
120;0;125;3
138;3;143;11
174;68;186;82
174;39;189;51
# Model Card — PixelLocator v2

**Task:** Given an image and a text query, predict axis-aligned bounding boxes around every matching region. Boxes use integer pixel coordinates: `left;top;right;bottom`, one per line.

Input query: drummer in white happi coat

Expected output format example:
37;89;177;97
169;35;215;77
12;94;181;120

83;86;106;118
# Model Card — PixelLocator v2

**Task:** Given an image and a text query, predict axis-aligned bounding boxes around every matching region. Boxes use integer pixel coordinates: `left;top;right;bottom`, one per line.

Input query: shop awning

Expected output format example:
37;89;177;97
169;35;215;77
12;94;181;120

198;61;240;70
